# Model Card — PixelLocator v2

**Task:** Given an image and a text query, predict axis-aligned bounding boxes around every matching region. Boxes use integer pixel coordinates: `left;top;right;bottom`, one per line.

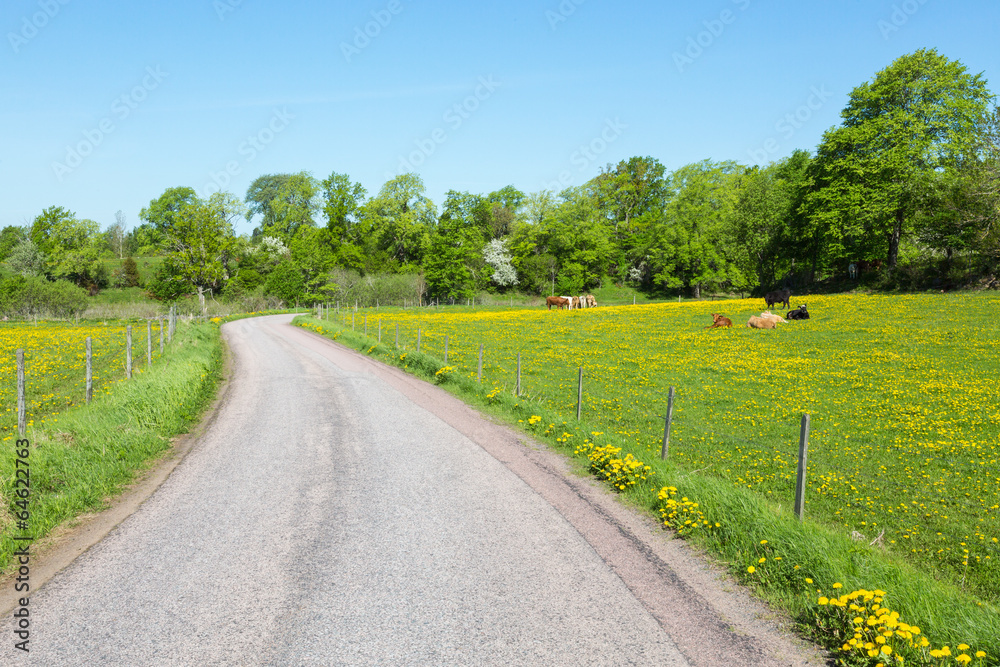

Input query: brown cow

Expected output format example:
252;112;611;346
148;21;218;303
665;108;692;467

705;313;732;329
546;296;570;310
585;294;597;307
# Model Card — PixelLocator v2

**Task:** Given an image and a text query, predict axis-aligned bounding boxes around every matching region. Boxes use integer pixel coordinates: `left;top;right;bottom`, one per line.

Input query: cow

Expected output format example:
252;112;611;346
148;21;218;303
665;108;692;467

747;315;776;329
705;313;732;329
585;294;597;308
546;296;570;310
759;310;787;324
560;296;582;309
786;304;809;320
764;288;791;310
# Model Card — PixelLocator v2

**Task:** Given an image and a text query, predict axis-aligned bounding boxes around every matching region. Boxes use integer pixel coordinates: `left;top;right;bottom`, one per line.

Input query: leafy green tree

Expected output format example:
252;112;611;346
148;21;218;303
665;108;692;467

29;206;106;287
362;173;436;270
264;260;305;305
643;160;744;298
6;239;47;277
245;174;292;234
729;151;811;289
265;172;320;241
807;49;993;270
0;226;28;262
162;193;240;296
322;171;367;242
543;187;615;293
289;226;337;298
139;187;199;241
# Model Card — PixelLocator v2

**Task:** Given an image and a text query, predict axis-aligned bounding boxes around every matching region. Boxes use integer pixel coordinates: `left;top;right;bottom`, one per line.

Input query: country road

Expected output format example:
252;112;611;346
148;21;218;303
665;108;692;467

7;314;824;666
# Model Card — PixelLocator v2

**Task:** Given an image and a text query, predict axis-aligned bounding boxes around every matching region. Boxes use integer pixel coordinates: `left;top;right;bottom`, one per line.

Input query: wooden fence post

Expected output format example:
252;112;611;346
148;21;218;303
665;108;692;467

395;324;399;348
17;349;26;436
576;367;583;420
126;325;133;379
794;414;811;521
159;317;164;354
147;320;152;368
444;336;449;363
660;386;676;459
417;328;421;352
85;337;93;404
516;352;521;397
378;319;382;343
477;344;483;382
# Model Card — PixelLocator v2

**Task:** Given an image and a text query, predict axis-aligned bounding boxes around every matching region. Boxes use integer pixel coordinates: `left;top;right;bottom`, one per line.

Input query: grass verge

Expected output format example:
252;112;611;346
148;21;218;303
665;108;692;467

294;313;999;666
0;320;223;573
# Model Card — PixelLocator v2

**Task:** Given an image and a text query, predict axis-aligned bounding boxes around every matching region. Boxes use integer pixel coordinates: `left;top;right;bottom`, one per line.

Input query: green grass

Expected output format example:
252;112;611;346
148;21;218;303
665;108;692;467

0;320;223;573
293;292;1000;663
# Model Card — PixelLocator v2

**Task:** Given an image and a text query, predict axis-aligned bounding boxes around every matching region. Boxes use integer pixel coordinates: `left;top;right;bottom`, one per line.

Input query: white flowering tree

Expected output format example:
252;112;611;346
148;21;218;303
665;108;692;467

482;238;519;287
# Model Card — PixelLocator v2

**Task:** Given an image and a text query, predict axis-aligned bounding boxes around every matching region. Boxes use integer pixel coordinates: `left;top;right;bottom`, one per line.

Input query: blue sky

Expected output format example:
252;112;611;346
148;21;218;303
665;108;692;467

3;0;998;237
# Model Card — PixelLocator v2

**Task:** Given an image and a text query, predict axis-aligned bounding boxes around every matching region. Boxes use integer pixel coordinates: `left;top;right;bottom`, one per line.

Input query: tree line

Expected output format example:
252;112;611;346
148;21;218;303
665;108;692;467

3;49;998;310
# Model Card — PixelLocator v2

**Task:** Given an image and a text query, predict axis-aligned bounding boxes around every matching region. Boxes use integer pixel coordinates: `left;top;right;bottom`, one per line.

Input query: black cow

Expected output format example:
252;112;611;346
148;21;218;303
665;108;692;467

765;288;791;310
786;304;809;320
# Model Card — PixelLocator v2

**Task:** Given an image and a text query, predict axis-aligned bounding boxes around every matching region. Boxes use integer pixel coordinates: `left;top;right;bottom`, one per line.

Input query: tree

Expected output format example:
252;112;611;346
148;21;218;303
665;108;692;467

322;171;367;242
107;210;128;260
643;160;744;298
807;49;993;270
363;173;436;269
162;195;239;302
6;239;47;277
139;187;199;240
482;238;519;288
265;172;320;241
29;206;106;287
0;226;27;262
245;174;292;233
729;151;811;290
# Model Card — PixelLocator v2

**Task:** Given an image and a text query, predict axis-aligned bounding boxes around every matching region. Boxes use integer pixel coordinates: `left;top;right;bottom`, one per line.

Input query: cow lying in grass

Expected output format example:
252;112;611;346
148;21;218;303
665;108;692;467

759;310;787;324
705;313;732;329
786;304;810;320
765;288;792;310
546;296;570;310
747;315;776;329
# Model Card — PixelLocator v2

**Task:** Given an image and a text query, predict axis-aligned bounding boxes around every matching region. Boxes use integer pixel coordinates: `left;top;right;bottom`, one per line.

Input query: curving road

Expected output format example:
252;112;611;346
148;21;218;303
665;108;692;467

9;315;823;666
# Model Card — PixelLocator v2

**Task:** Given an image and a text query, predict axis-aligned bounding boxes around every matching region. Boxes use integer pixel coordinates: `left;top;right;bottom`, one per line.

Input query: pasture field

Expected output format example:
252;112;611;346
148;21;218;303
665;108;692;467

1;320;165;443
324;293;1000;603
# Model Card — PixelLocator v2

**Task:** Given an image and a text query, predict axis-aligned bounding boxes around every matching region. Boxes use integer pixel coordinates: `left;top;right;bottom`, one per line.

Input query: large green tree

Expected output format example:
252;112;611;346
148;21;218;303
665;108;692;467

139;186;199;243
643;161;745;298
807;49;993;270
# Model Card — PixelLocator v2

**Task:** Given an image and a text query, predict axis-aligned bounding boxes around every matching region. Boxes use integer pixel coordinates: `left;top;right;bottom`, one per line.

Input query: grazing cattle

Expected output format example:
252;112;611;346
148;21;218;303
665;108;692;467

705;313;732;329
560;295;582;309
546;296;570;310
786;304;809;320
759;310;787;324
747;315;776;330
585;294;597;308
764;288;792;310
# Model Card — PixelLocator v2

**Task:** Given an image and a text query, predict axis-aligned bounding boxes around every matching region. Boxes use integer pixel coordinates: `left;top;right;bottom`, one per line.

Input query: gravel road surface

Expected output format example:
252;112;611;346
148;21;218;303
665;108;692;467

8;315;825;666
